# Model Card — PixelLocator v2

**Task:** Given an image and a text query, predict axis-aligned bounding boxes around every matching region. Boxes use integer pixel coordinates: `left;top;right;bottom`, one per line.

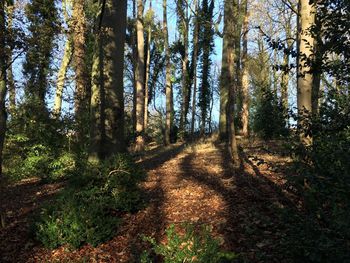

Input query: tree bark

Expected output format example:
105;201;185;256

6;4;15;115
190;0;199;138
53;38;72;117
241;0;249;137
72;0;90;143
144;2;152;132
135;0;145;151
297;0;315;145
163;0;172;145
222;0;240;167
179;0;189;139
89;0;127;161
0;1;7;176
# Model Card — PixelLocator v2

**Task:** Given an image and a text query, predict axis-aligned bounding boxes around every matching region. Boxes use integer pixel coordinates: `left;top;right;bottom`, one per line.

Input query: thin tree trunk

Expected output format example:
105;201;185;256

241;0;249;137
135;0;145;151
144;1;152;132
281;17;292;126
163;0;172;145
312;14;321;116
0;2;7;176
132;0;137;133
53;38;72;117
190;0;199;138
179;1;189;139
297;0;315;145
6;4;15;114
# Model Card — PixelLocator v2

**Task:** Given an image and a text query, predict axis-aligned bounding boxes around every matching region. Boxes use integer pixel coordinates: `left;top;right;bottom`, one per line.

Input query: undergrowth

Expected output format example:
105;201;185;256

33;154;145;249
141;224;237;263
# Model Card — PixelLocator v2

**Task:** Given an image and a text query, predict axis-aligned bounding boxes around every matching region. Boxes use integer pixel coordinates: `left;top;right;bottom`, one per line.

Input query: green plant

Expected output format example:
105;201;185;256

252;90;288;140
34;153;145;249
284;88;350;262
142;224;237;263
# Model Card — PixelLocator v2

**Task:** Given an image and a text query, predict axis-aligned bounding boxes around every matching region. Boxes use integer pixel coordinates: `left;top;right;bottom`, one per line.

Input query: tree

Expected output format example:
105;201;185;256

198;0;214;136
89;0;127;162
221;0;240;166
22;0;59;140
177;0;190;139
143;3;154;132
6;3;15;114
135;0;145;151
163;0;173;145
297;0;316;145
0;1;7;176
240;0;249;137
53;1;73;117
72;0;90;143
190;0;200;137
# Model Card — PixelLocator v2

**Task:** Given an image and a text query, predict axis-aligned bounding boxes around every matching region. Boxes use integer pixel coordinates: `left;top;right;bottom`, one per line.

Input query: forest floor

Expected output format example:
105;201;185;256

0;137;299;262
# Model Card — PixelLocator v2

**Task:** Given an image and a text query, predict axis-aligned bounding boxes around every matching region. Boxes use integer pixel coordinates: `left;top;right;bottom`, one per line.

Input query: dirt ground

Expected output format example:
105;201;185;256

0;138;297;262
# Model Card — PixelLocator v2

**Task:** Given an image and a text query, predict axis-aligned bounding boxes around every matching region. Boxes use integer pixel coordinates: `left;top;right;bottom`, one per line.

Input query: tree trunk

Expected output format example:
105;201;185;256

144;2;152;132
135;0;145;151
89;0;127;161
190;0;199;138
6;4;15;115
53;38;72;117
72;0;89;143
179;1;189;139
0;2;7;176
223;0;240;167
297;0;315;145
241;0;249;137
163;0;172;145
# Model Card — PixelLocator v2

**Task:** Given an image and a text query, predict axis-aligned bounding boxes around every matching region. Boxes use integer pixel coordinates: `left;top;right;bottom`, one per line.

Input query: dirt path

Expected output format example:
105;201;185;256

0;139;295;262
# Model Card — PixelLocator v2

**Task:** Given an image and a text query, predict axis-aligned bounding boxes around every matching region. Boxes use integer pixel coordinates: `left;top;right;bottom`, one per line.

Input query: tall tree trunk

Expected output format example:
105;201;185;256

179;0;189;139
241;0;249;137
72;0;89;143
89;0;127;161
199;0;214;137
132;0;137;133
311;14;321;116
53;38;73;117
89;32;104;163
144;1;152;132
281;17;292;126
190;0;199;138
0;1;7;176
222;0;240;166
135;0;145;151
297;0;315;145
6;4;15;115
163;0;172;145
219;0;230;141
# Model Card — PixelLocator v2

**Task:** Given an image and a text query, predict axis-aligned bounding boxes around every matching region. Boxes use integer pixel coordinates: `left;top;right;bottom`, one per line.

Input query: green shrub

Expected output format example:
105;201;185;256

285;88;350;262
142;224;237;263
34;153;145;249
252;90;288;140
48;153;76;180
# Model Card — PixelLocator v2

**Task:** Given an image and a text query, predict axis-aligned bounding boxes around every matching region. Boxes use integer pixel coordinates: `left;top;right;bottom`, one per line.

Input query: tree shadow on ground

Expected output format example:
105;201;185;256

178;142;299;262
116;143;186;261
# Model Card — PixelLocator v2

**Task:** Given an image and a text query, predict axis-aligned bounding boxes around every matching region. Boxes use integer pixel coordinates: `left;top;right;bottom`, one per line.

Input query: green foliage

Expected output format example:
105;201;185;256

285;88;350;262
34;154;145;249
252;90;288;139
4;134;76;182
142;224;237;263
